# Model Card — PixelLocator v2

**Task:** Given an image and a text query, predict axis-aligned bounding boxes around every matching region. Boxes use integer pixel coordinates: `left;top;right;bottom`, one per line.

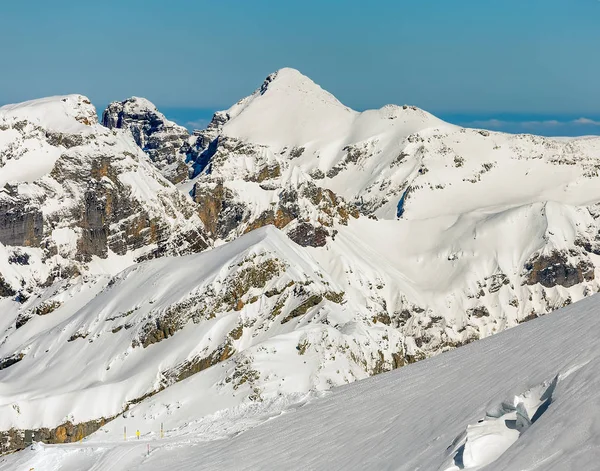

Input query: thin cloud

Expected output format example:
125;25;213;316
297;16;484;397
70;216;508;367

573;117;600;126
463;117;600;129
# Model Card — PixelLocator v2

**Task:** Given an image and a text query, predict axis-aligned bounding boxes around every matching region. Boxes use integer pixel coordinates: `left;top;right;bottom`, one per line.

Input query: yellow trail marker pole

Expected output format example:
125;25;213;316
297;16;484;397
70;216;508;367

124;426;126;441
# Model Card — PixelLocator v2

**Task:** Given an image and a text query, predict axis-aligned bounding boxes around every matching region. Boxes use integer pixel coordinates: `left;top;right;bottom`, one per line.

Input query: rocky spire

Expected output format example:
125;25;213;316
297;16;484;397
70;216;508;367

102;97;193;184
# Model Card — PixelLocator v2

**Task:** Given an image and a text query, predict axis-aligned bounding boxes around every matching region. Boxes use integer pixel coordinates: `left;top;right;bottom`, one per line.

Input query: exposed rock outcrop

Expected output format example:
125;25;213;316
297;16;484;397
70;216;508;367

525;250;595;288
0;275;15;298
0;188;43;247
102;98;193;183
188;143;359;243
0;415;117;454
287;222;329;247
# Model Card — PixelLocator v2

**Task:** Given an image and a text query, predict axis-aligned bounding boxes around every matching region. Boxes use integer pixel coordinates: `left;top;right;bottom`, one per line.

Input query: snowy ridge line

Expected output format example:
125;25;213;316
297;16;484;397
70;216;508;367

0;226;396;451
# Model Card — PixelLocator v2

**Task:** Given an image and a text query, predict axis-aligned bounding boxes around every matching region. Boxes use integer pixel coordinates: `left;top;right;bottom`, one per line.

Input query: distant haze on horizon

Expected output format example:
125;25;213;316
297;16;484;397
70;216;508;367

2;0;599;136
155;106;600;139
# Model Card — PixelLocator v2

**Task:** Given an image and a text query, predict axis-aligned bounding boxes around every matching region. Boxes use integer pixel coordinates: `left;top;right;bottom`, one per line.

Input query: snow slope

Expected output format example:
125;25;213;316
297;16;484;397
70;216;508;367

0;95;95;187
3;289;600;470
0;95;97;134
0;226;402;438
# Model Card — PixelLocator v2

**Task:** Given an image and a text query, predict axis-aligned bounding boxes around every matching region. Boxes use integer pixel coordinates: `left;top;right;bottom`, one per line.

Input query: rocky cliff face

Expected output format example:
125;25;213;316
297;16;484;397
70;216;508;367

0;189;43;247
102;98;193;184
0;95;208;300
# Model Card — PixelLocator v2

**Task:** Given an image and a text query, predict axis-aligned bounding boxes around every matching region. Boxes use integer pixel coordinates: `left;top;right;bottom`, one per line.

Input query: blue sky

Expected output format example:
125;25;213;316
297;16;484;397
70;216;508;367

1;0;599;136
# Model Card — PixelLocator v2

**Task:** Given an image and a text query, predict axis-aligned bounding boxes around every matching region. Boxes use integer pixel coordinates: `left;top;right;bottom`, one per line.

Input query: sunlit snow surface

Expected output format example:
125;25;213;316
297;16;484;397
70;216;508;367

0;95;95;187
3;293;600;470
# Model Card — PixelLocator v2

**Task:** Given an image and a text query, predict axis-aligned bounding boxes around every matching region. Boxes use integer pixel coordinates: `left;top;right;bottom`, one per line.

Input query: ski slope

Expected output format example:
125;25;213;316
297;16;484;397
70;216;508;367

3;291;600;470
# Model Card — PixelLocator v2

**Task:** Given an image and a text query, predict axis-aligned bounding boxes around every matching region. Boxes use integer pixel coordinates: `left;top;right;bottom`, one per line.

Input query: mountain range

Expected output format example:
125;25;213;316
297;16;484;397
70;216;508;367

1;68;600;468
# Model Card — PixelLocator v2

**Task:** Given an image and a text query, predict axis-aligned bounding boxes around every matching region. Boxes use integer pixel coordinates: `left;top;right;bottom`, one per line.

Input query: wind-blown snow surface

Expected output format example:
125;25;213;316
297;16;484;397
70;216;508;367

3;293;600;470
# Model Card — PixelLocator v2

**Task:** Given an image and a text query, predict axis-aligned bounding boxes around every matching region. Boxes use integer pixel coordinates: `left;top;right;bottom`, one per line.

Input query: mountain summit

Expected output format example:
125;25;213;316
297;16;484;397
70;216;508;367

219;67;356;148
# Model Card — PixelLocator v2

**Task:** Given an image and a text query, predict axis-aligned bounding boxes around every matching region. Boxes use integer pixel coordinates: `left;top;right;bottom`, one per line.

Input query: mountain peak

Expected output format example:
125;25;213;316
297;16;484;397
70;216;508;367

102;96;167;126
101;97;191;183
259;68;315;91
0;94;98;132
220;68;356;147
216;68;449;152
255;67;345;106
120;96;160;114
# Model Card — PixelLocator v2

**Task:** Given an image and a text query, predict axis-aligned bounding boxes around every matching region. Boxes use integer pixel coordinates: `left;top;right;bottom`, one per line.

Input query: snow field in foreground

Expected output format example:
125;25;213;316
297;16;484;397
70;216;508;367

3;293;600;470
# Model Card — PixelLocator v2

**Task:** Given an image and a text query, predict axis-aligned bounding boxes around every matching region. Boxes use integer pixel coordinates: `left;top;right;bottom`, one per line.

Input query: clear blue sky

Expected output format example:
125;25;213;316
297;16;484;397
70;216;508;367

1;0;599;135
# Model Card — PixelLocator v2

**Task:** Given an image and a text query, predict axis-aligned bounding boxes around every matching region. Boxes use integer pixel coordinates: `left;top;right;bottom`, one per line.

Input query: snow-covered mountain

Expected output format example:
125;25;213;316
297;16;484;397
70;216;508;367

186;68;600;358
1;68;600;461
3;288;600;470
0;225;401;451
0;95;208;299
